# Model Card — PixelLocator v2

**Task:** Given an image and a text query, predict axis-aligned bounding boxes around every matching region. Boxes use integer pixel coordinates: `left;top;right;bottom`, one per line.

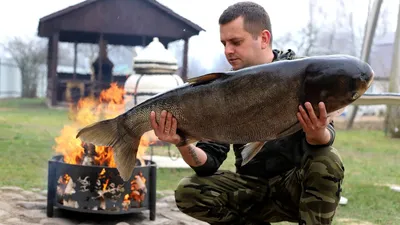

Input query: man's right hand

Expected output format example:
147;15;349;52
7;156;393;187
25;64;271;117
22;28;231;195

150;110;183;146
150;110;207;167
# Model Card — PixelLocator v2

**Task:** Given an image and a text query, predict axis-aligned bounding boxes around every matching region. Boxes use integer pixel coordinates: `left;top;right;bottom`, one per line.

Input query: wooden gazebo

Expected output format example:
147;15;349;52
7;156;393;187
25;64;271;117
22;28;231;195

37;0;204;106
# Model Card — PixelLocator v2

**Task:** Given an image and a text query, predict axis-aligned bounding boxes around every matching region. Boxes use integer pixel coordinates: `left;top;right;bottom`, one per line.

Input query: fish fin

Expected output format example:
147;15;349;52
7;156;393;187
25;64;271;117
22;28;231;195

241;141;266;166
187;72;230;86
113;137;139;182
76;117;139;182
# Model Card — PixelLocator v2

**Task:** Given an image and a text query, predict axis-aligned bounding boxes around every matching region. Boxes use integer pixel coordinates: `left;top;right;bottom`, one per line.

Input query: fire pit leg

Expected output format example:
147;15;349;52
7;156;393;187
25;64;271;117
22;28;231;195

149;164;157;221
47;160;57;217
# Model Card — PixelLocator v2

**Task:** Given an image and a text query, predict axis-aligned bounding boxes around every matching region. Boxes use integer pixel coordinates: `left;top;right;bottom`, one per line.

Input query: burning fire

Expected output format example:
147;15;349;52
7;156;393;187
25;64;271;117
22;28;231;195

53;82;157;167
122;172;147;209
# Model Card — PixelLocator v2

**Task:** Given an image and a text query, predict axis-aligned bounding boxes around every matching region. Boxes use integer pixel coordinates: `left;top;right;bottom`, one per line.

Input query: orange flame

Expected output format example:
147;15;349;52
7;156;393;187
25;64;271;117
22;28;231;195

130;172;147;204
52;82;156;167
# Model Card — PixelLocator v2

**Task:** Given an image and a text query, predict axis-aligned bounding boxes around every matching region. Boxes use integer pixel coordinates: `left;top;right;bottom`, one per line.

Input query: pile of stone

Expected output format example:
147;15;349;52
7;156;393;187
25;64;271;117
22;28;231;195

0;186;207;225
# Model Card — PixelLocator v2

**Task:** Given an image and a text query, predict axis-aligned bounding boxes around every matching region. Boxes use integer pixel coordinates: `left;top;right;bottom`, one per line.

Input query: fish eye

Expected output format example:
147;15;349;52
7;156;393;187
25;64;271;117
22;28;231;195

352;92;360;100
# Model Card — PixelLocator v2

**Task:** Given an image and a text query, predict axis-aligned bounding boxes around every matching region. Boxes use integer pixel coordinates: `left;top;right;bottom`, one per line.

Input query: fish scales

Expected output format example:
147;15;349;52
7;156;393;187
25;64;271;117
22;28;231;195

127;64;302;143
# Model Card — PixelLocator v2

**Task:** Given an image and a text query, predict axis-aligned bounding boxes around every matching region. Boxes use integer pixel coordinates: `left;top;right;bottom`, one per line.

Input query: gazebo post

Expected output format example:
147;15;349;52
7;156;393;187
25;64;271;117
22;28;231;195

142;36;146;47
73;42;78;80
181;38;189;82
98;34;104;84
47;32;59;107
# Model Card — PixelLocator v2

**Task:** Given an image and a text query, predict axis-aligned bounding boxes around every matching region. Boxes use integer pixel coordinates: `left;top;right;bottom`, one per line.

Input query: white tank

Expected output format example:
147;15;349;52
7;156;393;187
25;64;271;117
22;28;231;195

124;37;184;111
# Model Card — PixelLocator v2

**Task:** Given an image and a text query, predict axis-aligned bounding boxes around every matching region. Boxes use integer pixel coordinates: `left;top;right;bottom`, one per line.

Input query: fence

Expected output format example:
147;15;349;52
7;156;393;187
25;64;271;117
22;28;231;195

0;57;47;99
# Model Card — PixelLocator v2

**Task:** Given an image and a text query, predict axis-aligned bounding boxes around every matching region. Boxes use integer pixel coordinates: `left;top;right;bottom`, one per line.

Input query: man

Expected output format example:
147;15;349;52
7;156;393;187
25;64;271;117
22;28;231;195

149;2;344;225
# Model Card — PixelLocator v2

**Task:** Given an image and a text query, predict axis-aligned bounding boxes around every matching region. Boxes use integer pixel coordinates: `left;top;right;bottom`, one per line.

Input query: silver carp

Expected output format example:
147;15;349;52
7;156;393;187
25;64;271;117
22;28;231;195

76;54;374;181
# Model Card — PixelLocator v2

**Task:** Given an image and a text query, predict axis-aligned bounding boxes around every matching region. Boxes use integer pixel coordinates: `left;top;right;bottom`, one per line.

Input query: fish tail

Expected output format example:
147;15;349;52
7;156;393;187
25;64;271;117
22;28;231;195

76;116;140;181
241;141;266;166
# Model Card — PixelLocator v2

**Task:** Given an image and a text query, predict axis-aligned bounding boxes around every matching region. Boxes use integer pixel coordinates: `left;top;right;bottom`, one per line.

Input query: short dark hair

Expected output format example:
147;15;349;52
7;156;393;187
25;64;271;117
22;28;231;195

219;1;272;42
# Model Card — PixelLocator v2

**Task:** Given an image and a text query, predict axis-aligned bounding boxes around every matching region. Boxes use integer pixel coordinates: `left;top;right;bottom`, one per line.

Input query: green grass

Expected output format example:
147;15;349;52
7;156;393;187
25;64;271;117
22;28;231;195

0;98;399;224
0;98;69;189
332;130;400;224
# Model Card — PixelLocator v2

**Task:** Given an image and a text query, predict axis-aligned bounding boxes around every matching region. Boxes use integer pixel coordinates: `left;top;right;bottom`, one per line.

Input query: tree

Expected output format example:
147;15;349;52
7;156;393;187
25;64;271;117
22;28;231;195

274;0;389;58
346;0;390;130
386;1;400;138
2;36;76;98
274;0;328;56
2;37;47;98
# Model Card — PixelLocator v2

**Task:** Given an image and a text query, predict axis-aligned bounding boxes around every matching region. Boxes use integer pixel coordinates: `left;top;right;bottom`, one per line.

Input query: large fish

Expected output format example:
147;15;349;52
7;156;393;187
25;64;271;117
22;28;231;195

76;54;374;181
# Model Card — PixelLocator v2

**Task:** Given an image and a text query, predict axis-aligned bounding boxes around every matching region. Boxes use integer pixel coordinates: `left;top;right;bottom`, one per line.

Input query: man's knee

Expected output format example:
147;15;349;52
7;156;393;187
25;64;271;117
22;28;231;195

300;146;345;201
299;146;345;224
301;146;344;206
174;173;219;217
174;172;262;224
303;146;345;180
174;175;201;208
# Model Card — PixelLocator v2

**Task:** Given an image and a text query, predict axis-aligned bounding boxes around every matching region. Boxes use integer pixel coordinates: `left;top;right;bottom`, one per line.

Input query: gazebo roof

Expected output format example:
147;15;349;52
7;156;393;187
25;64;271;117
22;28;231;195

37;0;205;46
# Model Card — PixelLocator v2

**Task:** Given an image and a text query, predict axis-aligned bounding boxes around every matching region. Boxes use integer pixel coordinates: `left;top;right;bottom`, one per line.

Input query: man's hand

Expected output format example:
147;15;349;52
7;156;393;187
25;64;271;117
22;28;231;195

150;110;182;145
150;110;207;167
297;102;331;145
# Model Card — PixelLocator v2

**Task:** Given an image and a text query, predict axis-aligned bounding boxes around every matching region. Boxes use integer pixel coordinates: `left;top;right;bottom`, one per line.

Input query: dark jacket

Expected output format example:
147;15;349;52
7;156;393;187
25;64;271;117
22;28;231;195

190;49;336;179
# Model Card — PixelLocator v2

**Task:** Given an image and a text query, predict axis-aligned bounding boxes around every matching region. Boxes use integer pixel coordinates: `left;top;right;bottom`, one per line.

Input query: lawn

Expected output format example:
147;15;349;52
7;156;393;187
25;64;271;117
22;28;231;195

0;98;399;224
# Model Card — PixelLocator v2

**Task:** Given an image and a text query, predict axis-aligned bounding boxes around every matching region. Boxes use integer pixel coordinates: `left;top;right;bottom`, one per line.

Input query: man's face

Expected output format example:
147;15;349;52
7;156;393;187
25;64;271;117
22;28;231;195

220;16;270;70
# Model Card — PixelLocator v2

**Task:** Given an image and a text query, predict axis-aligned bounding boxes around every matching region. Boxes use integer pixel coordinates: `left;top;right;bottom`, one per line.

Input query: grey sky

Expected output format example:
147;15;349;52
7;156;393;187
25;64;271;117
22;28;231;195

0;0;398;68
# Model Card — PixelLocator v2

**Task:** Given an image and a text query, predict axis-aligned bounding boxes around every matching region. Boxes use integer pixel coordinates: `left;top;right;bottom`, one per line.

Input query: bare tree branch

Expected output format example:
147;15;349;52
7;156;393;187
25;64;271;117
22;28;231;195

1;37;48;98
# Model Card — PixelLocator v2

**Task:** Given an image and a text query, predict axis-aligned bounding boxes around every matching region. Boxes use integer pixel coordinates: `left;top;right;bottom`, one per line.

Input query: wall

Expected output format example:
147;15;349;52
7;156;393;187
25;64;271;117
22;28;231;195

0;57;47;98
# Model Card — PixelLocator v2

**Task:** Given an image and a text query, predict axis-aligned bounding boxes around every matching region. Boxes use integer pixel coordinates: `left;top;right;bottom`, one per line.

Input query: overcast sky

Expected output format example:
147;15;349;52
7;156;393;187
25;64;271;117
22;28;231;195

0;0;398;68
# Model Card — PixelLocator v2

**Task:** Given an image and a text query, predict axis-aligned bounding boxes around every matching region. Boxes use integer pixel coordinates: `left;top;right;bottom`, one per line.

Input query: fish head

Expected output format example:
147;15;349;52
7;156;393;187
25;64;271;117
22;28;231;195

302;55;374;115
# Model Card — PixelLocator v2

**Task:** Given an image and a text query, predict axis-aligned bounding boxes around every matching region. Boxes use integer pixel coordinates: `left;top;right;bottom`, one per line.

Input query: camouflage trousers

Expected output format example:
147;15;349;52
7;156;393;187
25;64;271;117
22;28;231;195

174;146;345;225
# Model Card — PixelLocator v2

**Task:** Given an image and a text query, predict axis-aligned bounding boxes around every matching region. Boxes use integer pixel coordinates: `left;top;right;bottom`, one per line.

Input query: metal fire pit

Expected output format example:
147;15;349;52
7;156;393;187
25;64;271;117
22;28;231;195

46;155;157;220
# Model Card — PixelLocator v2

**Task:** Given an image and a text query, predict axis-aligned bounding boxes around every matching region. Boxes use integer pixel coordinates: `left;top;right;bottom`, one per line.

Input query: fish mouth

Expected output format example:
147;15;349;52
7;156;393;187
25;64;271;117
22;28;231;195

366;71;374;88
359;70;374;93
352;70;374;101
352;92;360;100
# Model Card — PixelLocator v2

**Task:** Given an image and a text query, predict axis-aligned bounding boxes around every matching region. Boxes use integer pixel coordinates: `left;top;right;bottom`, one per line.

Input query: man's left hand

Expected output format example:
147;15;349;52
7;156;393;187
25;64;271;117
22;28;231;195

297;102;331;145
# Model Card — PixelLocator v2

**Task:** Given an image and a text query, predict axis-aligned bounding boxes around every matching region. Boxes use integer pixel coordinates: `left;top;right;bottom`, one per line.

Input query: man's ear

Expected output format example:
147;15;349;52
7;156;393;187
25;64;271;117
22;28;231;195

260;30;271;49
